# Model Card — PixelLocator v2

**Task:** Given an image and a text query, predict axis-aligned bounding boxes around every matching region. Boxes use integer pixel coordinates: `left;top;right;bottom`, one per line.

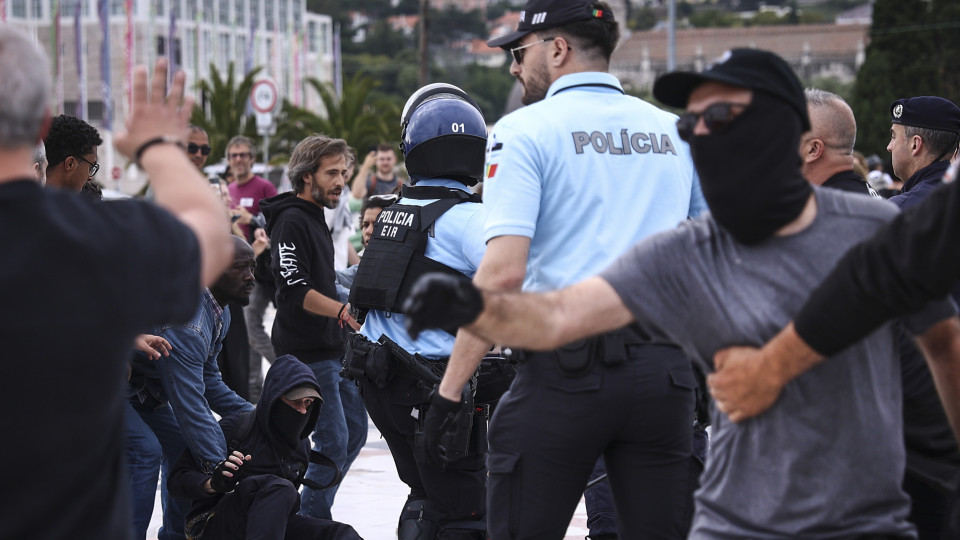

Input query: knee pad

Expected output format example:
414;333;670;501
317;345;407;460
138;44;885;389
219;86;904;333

398;499;439;540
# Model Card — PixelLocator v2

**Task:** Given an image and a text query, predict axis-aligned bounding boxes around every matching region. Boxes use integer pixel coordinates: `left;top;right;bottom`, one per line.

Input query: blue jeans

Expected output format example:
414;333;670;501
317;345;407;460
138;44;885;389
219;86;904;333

125;401;192;540
299;358;368;520
244;281;277;403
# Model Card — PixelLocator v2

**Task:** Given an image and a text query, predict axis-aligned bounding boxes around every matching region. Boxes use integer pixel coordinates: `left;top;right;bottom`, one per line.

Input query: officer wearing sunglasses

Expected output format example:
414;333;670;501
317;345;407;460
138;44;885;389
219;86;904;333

423;1;707;539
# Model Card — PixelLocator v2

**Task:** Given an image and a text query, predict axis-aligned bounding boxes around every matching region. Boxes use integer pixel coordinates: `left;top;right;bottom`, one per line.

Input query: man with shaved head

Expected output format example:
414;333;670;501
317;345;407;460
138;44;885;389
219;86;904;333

799;88;874;195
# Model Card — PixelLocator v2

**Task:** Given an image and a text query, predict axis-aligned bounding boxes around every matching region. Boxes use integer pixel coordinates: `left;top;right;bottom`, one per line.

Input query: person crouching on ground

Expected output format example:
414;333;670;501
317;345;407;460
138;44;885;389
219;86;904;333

169;355;363;540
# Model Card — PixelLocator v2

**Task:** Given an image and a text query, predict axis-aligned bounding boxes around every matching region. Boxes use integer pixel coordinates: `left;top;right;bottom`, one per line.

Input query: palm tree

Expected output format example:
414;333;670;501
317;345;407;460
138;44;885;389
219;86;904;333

270;73;400;163
191;63;264;163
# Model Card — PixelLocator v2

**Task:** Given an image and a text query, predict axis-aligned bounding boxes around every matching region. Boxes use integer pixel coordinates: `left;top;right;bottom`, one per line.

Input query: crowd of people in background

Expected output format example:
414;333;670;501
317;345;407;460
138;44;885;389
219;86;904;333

5;0;960;538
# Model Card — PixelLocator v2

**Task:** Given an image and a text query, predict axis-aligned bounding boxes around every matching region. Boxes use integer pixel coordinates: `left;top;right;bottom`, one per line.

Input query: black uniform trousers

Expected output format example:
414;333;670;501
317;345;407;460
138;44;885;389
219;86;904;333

200;475;361;540
358;372;486;536
486;341;699;540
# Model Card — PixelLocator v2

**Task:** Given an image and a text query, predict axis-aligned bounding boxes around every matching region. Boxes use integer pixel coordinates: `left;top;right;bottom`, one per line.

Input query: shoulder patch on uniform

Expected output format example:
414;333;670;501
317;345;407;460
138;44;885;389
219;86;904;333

486;163;498;179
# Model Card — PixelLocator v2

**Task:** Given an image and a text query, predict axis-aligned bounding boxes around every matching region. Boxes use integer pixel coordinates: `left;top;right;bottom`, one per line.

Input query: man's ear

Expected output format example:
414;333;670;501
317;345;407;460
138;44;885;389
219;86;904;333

802;138;823;163
910;135;924;156
550;36;571;67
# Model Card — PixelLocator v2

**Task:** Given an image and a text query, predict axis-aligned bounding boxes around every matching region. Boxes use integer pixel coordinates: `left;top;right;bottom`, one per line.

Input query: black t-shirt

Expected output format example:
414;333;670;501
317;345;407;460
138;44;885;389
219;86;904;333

822;169;872;196
0;180;201;539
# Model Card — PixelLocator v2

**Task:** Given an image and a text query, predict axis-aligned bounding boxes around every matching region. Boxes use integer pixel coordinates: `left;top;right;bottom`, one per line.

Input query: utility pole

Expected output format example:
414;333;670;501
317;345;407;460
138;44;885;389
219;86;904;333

668;0;676;72
419;0;429;86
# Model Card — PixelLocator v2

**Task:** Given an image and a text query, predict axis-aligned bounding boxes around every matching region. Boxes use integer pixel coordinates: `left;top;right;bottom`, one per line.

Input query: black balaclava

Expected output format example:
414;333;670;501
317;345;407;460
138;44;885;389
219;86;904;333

270;400;312;449
690;91;812;245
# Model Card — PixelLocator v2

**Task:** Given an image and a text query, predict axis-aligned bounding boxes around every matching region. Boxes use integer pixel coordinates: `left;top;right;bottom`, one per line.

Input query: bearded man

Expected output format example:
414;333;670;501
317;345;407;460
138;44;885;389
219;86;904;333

260;135;368;521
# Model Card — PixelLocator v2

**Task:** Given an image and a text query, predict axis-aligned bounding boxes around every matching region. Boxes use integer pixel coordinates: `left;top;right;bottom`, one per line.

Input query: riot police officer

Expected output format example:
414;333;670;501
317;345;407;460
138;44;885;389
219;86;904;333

344;84;489;540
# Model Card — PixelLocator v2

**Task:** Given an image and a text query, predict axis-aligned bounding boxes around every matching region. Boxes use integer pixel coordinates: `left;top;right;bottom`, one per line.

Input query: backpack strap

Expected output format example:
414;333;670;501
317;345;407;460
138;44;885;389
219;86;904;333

226;409;257;455
297;451;343;491
226;409;343;491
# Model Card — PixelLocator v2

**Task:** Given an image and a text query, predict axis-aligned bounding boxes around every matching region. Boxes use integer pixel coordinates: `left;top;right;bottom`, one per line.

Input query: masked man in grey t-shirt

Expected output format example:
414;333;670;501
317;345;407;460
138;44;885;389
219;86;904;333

402;48;960;539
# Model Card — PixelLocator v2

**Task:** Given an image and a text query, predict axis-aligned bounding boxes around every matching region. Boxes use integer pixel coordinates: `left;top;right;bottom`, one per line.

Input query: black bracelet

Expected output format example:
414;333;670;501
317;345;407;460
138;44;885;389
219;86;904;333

338;304;347;319
134;135;186;169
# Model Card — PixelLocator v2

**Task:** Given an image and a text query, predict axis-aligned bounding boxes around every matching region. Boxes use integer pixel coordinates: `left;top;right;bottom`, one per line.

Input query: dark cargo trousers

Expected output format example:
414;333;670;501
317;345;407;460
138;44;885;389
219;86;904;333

486;341;699;540
200;475;361;540
359;373;487;538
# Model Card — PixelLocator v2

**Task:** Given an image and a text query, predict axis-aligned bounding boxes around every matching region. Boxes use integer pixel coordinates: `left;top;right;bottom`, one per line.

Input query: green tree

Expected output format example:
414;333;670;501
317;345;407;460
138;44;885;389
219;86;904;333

356;19;414;56
746;11;788;26
628;6;658;31
849;0;959;156
929;0;960;101
450;63;516;124
487;0;513;21
797;11;830;24
393;0;419;15
689;9;741;28
270;73;400;163
428;7;487;43
190;62;263;162
807;76;855;103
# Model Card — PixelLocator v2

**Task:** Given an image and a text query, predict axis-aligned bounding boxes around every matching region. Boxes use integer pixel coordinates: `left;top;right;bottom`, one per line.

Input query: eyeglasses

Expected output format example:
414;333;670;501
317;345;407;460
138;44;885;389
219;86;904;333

675;102;749;142
188;143;212;156
74;155;99;177
510;37;555;65
228;152;253;160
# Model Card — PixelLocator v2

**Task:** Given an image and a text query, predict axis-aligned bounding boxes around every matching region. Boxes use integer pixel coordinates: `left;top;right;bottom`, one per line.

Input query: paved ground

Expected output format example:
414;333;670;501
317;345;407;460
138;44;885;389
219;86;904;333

146;412;590;540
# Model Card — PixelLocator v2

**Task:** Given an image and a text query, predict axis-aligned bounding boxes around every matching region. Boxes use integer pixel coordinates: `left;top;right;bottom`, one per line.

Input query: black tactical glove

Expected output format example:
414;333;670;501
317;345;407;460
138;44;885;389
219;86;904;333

403;273;483;340
422;389;469;466
209;459;240;493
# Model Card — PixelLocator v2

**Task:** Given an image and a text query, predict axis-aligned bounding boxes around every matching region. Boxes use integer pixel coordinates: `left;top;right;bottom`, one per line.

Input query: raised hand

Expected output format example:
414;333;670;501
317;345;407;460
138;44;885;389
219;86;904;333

114;59;193;161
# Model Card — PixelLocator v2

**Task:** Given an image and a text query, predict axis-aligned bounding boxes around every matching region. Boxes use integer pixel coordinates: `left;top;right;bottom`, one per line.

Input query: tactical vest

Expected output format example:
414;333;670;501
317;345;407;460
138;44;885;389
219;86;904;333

350;185;481;321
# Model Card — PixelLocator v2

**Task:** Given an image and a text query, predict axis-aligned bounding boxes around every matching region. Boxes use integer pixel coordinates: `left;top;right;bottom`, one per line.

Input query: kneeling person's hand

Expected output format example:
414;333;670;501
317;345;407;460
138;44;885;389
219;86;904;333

206;450;251;494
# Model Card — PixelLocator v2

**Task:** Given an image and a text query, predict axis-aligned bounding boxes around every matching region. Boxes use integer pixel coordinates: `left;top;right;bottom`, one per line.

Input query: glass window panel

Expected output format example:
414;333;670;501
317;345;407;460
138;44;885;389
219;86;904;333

264;0;274;30
11;0;27;19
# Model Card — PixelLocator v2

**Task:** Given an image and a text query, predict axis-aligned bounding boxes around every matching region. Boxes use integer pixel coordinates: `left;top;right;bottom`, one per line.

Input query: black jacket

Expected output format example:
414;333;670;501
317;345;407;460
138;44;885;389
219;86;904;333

260;192;344;361
169;355;322;518
822;169;873;196
890;160;951;210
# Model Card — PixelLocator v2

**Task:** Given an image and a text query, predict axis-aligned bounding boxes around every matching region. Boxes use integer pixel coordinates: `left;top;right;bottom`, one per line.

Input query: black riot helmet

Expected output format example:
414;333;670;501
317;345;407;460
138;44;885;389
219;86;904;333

400;83;487;186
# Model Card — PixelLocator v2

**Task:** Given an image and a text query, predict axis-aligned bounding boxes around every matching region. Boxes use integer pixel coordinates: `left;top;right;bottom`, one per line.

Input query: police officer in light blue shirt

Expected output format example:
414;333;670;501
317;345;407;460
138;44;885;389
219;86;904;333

346;83;489;539
423;1;706;538
484;72;705;291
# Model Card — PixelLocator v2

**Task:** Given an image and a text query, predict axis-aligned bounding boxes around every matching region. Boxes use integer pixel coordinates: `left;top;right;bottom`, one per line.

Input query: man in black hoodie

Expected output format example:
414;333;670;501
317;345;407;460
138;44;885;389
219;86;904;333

169;355;362;539
259;135;367;521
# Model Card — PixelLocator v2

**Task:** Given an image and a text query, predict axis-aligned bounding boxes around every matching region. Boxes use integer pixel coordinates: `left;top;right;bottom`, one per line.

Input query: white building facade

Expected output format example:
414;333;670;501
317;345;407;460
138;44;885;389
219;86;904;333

4;0;334;133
